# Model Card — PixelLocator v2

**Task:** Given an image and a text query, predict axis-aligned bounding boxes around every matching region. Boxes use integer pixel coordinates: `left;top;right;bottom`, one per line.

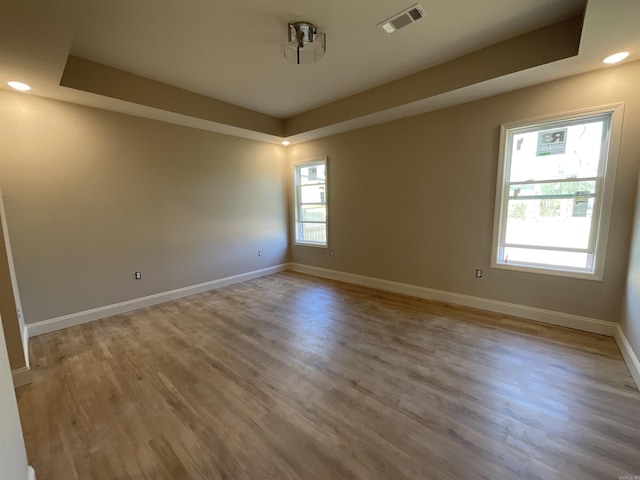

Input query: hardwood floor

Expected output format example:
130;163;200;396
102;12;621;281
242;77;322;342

16;272;640;479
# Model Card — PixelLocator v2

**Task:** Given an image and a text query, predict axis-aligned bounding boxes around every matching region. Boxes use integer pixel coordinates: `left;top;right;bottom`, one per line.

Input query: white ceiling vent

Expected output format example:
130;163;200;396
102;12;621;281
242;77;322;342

378;4;425;34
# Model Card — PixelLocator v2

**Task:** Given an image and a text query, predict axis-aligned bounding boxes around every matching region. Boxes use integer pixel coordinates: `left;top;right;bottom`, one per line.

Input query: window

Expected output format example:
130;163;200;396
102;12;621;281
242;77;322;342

294;158;327;246
492;105;622;279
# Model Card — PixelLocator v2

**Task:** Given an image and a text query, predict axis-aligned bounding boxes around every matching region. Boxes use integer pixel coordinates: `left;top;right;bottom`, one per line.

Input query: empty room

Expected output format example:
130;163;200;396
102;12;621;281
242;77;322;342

2;0;640;479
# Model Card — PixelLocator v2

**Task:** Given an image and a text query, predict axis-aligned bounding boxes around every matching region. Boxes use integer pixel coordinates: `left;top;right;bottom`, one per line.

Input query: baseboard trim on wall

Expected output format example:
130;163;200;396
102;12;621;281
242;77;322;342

614;325;640;389
27;264;290;338
23;262;639;391
12;366;33;388
27;466;36;480
290;263;618;336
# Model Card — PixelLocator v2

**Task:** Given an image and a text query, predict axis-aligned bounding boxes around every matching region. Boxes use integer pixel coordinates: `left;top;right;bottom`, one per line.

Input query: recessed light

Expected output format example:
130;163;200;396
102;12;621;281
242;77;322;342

281;141;290;146
7;81;31;91
603;52;629;64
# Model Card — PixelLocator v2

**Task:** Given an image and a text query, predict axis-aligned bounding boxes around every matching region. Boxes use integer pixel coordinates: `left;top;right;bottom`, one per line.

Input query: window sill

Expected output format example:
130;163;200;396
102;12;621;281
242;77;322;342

491;261;602;281
293;241;328;249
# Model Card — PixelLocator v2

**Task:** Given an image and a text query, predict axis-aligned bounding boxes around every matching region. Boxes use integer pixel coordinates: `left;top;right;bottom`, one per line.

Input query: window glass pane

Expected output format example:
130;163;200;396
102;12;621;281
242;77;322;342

503;247;589;270
509;120;605;182
508;180;596;198
300;205;326;222
300;223;326;244
300;184;326;204
299;164;326;185
505;180;595;250
505;199;593;250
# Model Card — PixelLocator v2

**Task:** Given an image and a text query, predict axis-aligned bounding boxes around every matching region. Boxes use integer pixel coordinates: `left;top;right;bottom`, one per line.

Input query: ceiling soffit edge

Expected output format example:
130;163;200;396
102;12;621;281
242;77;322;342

58;16;583;140
285;15;583;136
60;56;285;137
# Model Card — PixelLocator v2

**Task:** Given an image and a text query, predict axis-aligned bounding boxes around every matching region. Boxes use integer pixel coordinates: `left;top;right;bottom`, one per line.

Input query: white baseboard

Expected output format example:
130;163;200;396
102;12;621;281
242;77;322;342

614;326;640;389
27;264;289;338
27;466;36;480
12;366;33;388
290;263;618;336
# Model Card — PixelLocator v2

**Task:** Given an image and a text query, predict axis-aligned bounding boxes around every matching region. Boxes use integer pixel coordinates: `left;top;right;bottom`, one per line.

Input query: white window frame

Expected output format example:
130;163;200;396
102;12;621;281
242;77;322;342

491;104;623;280
293;157;328;248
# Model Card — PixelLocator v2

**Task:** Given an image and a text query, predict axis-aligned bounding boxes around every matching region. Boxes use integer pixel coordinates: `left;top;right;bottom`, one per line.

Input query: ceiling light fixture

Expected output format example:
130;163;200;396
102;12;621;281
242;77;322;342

7;81;31;91
602;51;629;64
284;22;326;65
281;141;291;146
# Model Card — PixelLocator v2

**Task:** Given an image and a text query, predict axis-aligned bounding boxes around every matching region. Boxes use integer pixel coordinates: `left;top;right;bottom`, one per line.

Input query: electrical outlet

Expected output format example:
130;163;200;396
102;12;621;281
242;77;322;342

475;269;483;278
135;271;142;280
330;250;335;257
258;250;263;257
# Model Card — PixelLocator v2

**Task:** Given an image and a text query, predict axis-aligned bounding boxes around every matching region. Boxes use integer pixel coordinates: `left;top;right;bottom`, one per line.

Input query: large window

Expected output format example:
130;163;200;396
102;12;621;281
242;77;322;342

492;106;622;279
294;158;327;247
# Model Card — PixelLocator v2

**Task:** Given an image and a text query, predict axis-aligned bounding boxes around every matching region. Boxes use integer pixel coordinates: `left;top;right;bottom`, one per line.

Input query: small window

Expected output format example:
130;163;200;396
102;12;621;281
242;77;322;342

294;158;328;247
492;105;622;279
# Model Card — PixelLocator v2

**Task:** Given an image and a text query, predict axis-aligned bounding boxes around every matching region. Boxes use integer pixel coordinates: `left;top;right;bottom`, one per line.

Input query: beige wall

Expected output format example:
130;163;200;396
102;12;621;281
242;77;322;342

0;91;289;324
1;61;639;333
289;61;640;323
622;170;640;360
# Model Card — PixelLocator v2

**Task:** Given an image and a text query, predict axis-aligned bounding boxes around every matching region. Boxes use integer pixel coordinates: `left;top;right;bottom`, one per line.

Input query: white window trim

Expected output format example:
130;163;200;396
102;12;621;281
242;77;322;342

491;104;624;281
293;157;329;248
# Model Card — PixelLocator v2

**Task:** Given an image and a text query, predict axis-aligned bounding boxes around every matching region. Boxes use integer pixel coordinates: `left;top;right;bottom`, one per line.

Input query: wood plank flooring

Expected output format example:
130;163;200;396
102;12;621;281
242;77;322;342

16;272;640;479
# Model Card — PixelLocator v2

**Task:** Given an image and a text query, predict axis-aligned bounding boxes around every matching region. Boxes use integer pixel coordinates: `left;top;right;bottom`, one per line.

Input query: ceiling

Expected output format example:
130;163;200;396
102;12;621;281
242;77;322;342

1;0;639;145
70;0;585;118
